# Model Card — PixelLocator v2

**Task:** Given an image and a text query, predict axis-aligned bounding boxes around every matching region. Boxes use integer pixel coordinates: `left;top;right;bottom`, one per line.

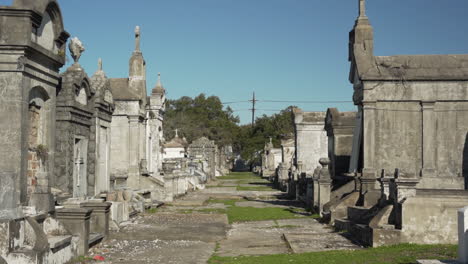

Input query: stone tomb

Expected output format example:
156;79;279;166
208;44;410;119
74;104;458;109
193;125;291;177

55;37;96;199
90;58;115;195
0;0;89;263
277;135;295;191
292;109;327;175
261;138;282;179
109;26;150;190
188;137;217;181
326;0;468;247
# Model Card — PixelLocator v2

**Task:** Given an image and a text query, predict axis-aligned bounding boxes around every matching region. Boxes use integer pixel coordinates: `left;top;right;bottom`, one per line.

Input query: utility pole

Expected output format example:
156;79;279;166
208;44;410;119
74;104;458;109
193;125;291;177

250;92;257;126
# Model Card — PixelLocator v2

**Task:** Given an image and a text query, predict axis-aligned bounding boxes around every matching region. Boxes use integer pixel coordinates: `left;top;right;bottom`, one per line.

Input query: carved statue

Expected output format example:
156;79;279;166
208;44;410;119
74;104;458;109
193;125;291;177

69;37;85;64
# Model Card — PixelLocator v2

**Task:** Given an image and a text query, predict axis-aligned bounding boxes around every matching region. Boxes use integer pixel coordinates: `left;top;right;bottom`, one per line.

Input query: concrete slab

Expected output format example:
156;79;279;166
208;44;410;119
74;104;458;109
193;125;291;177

417;261;458;264
109;213;228;243
283;232;361;253
235;200;300;209
201;187;237;194
217;226;289;257
95;239;216;264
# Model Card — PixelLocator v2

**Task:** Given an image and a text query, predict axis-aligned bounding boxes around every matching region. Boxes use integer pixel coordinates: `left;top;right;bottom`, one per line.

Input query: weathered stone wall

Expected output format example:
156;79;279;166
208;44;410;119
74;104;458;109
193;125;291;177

358;80;468;190
400;192;468;244
294;110;328;174
188;137;217;180
55;64;94;198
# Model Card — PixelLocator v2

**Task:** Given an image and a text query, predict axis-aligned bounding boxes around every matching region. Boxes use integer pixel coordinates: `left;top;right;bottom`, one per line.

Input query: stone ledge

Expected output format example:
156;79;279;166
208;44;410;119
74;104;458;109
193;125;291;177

417;260;458;264
48;235;72;251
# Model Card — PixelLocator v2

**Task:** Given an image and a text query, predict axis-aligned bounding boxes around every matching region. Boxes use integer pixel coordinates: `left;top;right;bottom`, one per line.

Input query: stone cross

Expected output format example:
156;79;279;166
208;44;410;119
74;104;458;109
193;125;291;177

98;58;103;71
175;129;179;138
359;0;366;17
269;137;272;144
135;26;141;51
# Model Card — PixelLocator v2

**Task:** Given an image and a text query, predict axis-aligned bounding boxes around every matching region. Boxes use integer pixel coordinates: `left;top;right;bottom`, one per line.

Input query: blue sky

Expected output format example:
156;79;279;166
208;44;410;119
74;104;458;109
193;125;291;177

57;0;468;124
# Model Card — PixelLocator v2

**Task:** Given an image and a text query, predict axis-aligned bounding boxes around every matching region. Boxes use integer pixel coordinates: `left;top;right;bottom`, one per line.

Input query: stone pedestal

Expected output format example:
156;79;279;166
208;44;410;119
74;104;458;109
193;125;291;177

56;208;92;255
317;158;332;215
81;201;111;239
458;206;468;264
359;168;380;207
305;176;314;210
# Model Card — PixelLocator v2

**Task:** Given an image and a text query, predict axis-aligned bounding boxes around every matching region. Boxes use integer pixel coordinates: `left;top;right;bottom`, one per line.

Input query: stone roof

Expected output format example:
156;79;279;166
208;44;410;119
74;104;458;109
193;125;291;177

326;108;356;128
281;138;295;148
164;136;187;148
91;59;107;92
293;108;326;124
109;78;141;101
190;137;215;147
357;54;468;81
152;73;165;95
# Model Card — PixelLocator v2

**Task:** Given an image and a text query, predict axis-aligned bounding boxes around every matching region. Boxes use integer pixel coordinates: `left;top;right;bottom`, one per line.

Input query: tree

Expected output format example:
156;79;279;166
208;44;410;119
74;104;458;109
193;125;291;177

234;106;295;165
163;94;240;146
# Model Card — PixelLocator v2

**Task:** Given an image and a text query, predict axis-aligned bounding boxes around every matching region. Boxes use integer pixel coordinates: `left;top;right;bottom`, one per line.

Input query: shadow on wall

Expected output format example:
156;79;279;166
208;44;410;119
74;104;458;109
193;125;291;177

464;132;468;190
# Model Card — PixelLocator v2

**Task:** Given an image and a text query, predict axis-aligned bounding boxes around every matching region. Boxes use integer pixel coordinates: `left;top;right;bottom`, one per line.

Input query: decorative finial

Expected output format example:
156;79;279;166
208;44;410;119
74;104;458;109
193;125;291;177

269;137;272;144
158;72;161;80
98;58;103;71
359;0;366;18
135;26;141;51
175;129;179;138
69;37;85;64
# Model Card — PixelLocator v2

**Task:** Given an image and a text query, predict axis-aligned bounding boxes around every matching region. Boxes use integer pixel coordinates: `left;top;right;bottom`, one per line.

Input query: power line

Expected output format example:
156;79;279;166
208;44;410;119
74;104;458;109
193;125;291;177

221;100;250;104
221;99;353;104
259;100;353;103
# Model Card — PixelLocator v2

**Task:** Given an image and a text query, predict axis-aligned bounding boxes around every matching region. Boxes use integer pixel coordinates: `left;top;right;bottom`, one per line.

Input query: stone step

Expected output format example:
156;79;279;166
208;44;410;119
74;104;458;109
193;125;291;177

334;218;351;231
48;235;72;251
88;232;104;248
347;206;371;224
349;222;401;247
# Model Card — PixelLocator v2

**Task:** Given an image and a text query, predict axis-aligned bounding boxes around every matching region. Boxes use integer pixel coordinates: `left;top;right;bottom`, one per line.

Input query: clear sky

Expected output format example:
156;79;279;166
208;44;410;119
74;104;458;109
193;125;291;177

57;0;468;124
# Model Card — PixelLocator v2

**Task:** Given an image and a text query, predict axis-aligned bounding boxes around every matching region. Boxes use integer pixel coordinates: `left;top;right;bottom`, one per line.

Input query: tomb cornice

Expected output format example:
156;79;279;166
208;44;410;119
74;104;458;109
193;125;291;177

0;7;42;27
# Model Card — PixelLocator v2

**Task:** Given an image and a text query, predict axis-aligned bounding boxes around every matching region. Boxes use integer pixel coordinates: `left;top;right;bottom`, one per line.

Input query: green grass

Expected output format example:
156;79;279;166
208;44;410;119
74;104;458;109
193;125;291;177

205;198;318;223
146;208;158;214
208;244;457;264
226;206;318;224
236;185;274;191
206;198;242;207
218;172;261;180
195;208;227;214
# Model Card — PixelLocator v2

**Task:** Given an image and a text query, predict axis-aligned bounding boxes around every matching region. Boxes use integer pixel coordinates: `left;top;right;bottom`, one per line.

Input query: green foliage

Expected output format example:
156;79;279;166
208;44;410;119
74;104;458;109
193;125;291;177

234;106;295;164
163;94;294;163
164;94;240;146
208;244;457;264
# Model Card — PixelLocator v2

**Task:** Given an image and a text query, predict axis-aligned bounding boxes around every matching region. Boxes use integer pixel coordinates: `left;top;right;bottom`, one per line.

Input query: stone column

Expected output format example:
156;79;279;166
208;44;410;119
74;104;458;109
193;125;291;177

421;101;436;178
317;158;332;215
458;206;468;264
362;102;376;177
128;116;140;189
305;174;314;210
391;169;419;229
312;167;320;210
56;207;92;255
377;169;392;206
81;200;111;239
